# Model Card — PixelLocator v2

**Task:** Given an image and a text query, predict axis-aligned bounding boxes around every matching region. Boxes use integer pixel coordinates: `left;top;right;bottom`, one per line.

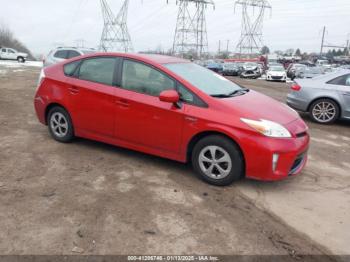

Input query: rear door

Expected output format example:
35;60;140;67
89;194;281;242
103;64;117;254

1;48;9;59
327;73;350;118
66;56;120;137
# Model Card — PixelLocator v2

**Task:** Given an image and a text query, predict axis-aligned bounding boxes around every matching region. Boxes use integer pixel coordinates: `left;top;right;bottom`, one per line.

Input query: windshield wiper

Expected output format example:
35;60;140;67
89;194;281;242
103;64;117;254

211;88;249;98
227;88;250;96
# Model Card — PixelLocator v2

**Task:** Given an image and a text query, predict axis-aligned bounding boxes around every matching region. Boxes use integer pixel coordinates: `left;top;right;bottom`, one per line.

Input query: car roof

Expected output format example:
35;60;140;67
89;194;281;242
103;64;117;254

77;52;189;65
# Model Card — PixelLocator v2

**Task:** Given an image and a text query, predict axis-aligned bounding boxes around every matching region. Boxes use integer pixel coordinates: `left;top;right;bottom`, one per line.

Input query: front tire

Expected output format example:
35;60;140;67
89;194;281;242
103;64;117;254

47;106;74;143
192;135;244;186
309;98;339;124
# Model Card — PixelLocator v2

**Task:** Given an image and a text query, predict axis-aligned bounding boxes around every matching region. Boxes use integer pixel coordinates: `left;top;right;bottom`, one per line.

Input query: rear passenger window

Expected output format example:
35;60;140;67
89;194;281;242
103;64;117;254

78;57;116;86
67;50;81;59
64;60;80;76
54;50;68;59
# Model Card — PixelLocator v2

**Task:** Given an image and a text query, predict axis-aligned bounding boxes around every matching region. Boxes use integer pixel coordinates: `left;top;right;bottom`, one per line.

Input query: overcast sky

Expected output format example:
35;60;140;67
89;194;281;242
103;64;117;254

1;0;349;55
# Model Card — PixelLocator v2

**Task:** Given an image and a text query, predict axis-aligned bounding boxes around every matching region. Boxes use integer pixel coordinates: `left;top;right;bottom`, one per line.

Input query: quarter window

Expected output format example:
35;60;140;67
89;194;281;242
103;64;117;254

54;50;68;59
121;60;175;96
78;57;116;86
64;60;80;76
328;74;350;86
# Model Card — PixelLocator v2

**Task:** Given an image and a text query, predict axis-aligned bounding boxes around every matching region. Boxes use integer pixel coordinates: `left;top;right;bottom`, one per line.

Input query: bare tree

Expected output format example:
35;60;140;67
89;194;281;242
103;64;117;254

0;23;35;60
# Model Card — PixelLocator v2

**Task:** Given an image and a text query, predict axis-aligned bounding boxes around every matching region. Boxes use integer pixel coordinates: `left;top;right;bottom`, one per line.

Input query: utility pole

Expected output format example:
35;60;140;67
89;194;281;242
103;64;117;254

100;0;133;52
320;26;326;56
235;0;271;57
226;40;229;53
171;0;215;59
218;40;221;54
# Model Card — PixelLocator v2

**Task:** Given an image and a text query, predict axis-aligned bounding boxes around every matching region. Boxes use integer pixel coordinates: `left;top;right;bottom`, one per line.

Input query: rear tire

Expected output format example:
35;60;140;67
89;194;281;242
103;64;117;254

47;106;74;143
309;98;339;124
192;135;244;186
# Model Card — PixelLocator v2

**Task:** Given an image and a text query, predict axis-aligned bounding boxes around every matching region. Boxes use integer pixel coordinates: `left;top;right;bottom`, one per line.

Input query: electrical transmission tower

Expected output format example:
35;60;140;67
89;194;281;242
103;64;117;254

235;0;271;56
172;0;215;59
100;0;133;52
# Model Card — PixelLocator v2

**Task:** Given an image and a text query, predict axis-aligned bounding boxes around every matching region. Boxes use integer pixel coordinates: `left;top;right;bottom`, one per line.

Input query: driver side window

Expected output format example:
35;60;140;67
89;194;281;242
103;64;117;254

121;60;175;96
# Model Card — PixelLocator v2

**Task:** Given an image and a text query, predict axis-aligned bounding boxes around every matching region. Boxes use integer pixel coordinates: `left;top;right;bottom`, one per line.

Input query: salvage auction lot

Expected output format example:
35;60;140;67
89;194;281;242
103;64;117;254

0;64;349;257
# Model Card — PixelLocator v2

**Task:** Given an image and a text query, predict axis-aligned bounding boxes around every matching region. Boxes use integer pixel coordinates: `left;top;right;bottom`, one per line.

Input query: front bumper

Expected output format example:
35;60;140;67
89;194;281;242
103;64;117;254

242;118;310;181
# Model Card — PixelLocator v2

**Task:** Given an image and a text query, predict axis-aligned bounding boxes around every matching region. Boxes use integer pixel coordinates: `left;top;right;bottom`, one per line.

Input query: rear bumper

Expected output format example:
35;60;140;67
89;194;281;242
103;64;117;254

286;94;309;112
34;95;47;125
243;119;310;181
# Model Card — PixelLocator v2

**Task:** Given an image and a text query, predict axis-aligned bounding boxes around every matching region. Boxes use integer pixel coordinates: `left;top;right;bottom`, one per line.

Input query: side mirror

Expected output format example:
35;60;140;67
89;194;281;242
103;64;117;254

159;90;180;104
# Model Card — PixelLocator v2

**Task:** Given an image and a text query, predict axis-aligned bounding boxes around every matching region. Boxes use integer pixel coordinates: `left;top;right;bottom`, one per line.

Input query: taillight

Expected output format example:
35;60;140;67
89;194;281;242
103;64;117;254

291;84;301;91
36;69;46;90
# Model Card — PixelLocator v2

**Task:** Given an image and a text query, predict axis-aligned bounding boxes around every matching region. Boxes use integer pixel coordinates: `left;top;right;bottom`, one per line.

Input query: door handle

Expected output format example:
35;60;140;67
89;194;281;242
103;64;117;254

116;99;129;107
343;92;350;96
68;86;79;95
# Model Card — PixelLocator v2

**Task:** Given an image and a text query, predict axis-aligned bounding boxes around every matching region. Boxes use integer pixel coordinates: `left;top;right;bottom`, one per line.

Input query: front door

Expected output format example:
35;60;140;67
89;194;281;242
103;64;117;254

114;59;184;154
67;57;119;137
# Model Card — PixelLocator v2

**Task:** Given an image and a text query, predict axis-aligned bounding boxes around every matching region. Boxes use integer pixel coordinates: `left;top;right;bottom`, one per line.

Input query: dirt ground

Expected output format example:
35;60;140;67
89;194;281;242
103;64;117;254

0;64;349;259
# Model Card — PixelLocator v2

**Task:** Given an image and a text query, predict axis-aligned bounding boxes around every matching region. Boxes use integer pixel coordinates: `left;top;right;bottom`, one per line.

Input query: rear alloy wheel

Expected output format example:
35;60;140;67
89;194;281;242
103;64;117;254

17;57;25;63
192;135;243;186
47;107;74;143
309;99;339;124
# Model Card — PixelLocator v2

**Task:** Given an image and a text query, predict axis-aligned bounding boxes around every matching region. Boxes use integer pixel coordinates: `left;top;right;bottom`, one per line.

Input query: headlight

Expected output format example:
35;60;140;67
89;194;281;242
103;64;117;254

241;118;291;138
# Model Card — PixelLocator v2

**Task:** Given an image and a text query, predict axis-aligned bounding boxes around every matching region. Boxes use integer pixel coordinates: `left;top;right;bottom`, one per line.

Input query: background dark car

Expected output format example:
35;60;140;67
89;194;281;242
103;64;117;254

207;62;223;73
294;66;324;79
240;70;260;79
222;63;242;76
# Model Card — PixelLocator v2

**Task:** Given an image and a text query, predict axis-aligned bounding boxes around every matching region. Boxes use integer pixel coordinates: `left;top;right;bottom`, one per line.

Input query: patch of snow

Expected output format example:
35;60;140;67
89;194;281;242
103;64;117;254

0;69;8;75
0;60;42;68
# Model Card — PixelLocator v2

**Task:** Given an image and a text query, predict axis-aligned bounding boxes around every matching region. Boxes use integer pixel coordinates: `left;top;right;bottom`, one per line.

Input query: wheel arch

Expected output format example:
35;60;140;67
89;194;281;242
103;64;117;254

44;102;70;125
186;130;246;176
307;96;342;115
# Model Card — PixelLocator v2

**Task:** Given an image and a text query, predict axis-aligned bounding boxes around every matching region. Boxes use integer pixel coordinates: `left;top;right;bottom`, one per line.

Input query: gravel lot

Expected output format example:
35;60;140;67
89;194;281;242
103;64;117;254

0;63;349;259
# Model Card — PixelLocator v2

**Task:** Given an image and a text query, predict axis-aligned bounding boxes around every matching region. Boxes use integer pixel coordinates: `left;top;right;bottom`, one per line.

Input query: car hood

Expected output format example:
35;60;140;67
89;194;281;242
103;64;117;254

268;71;285;76
219;90;299;125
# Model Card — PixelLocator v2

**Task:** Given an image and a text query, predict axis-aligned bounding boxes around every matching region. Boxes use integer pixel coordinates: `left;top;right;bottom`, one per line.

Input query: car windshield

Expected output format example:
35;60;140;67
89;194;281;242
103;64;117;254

245;63;257;67
270;66;285;71
165;63;242;96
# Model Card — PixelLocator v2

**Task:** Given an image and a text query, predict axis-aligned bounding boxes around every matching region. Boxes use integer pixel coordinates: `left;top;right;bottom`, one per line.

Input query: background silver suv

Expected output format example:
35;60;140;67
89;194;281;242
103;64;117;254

43;47;96;67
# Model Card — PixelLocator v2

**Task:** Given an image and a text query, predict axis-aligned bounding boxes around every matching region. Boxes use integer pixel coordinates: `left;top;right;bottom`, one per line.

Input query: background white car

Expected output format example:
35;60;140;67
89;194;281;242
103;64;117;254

0;47;28;63
266;65;287;82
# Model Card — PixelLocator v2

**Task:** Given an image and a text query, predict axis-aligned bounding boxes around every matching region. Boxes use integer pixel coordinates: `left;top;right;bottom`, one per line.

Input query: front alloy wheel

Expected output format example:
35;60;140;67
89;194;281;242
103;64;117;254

199;146;232;180
310;99;339;124
192;135;243;186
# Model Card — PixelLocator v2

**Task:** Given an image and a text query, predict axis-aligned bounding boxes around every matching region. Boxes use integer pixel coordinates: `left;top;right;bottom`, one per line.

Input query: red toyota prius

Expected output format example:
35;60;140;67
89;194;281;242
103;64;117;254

34;53;309;186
